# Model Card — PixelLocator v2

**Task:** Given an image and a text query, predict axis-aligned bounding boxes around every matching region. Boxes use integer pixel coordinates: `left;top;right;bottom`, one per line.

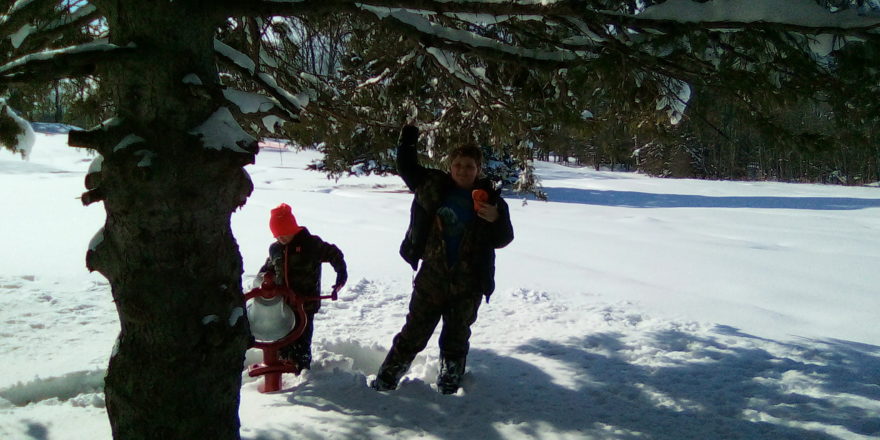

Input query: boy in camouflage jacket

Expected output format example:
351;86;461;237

255;203;347;370
372;125;514;394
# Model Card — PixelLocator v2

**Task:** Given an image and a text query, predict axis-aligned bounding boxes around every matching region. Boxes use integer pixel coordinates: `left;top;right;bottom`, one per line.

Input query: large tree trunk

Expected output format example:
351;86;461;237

76;2;253;438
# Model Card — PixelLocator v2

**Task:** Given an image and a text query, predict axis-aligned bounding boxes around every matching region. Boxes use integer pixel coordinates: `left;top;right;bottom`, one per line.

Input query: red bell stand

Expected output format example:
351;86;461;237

244;282;339;392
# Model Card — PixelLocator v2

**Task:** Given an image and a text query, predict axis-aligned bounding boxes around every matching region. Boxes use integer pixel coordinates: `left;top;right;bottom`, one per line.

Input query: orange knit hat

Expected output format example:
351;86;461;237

269;203;303;238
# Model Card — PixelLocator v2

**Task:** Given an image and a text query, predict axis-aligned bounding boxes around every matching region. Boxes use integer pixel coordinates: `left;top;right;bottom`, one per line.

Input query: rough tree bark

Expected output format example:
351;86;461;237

73;2;254;438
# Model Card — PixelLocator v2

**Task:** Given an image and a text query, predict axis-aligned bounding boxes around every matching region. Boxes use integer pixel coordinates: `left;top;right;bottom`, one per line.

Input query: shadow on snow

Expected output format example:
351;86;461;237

528;187;880;210
252;329;880;440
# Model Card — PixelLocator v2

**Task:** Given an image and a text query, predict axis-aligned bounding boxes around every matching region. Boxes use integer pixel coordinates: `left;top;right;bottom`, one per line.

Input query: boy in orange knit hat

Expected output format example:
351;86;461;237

254;203;347;370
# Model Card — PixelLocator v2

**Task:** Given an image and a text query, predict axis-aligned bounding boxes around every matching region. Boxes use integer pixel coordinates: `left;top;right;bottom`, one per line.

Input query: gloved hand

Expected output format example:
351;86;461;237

399;125;419;147
332;274;347;301
259;272;276;290
333;277;347;290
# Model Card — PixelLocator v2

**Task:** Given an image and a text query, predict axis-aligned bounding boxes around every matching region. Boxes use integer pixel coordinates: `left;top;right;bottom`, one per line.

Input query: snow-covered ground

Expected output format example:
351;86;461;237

1;130;879;439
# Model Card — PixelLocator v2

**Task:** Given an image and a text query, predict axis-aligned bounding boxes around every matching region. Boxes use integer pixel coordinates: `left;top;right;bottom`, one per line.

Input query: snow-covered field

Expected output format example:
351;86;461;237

2;130;879;439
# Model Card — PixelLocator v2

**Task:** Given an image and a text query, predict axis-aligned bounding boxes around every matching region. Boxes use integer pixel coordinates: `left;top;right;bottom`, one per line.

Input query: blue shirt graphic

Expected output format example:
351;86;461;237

437;187;476;267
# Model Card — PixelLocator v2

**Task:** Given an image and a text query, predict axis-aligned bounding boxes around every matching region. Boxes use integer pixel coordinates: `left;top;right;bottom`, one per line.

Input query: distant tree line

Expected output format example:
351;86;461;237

7;77;111;127
533;84;879;186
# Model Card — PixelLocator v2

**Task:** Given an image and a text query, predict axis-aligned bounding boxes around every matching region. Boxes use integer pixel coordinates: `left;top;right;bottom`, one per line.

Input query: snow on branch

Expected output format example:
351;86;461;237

221;87;295;132
388;0;880;33
361;6;579;64
256;72;310;110
9;3;100;51
214;39;256;74
655;77;691;125
237;0;880;31
189;107;256;153
214;38;306;120
0;99;36;158
637;0;880;31
68;117;128;153
237;0;880;41
426;47;478;86
223;88;281;114
0;0;52;36
0;39;136;84
236;0;562;19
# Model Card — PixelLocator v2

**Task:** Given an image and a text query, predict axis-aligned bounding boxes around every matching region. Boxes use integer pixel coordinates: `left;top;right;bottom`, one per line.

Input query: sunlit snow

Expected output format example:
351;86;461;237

1;128;878;439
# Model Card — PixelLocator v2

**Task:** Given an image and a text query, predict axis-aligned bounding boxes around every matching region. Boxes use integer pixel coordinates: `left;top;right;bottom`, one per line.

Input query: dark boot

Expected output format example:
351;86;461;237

437;357;465;394
370;357;411;391
295;352;312;371
279;345;311;371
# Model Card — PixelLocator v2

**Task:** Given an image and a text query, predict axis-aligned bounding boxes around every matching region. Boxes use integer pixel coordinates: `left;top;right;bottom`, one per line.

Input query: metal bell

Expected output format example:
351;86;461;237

246;295;297;343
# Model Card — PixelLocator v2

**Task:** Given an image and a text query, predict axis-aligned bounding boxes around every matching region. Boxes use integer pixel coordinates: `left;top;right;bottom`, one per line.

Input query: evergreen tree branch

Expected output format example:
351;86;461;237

214;39;303;121
0;40;135;85
223;0;880;82
0;0;58;40
67;116;126;152
220;87;297;136
10;4;102;56
385;19;575;68
228;0;880;35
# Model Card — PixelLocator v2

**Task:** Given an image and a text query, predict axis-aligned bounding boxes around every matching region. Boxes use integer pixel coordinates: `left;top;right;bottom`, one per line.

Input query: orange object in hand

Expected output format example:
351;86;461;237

472;189;489;211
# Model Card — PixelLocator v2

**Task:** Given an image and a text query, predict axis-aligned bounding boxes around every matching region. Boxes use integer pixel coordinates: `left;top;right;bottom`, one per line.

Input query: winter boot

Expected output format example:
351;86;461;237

437;357;466;395
279;345;311;371
295;353;312;371
370;358;411;391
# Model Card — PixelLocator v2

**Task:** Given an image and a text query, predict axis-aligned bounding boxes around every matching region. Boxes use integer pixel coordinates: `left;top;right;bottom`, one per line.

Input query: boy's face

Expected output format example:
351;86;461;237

450;156;479;189
276;234;295;244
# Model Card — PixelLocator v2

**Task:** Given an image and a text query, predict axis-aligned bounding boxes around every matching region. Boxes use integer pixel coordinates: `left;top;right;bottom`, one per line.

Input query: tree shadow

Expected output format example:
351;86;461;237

0;421;51;440
255;329;879;439
531;187;880;210
25;422;49;440
535;330;880;438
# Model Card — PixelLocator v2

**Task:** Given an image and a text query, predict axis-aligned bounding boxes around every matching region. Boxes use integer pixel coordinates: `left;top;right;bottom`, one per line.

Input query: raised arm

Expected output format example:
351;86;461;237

396;125;428;191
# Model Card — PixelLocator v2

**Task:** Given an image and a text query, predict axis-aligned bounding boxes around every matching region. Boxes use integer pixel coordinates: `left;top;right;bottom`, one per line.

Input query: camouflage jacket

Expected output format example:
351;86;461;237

258;228;347;313
397;138;514;298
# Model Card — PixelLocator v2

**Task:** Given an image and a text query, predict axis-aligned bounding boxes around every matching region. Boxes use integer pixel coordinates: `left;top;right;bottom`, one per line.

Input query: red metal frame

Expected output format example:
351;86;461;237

244;282;340;392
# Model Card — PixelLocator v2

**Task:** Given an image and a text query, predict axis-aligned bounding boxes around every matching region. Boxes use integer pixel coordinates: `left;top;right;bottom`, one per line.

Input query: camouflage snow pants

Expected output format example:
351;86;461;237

377;263;483;382
279;311;315;369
